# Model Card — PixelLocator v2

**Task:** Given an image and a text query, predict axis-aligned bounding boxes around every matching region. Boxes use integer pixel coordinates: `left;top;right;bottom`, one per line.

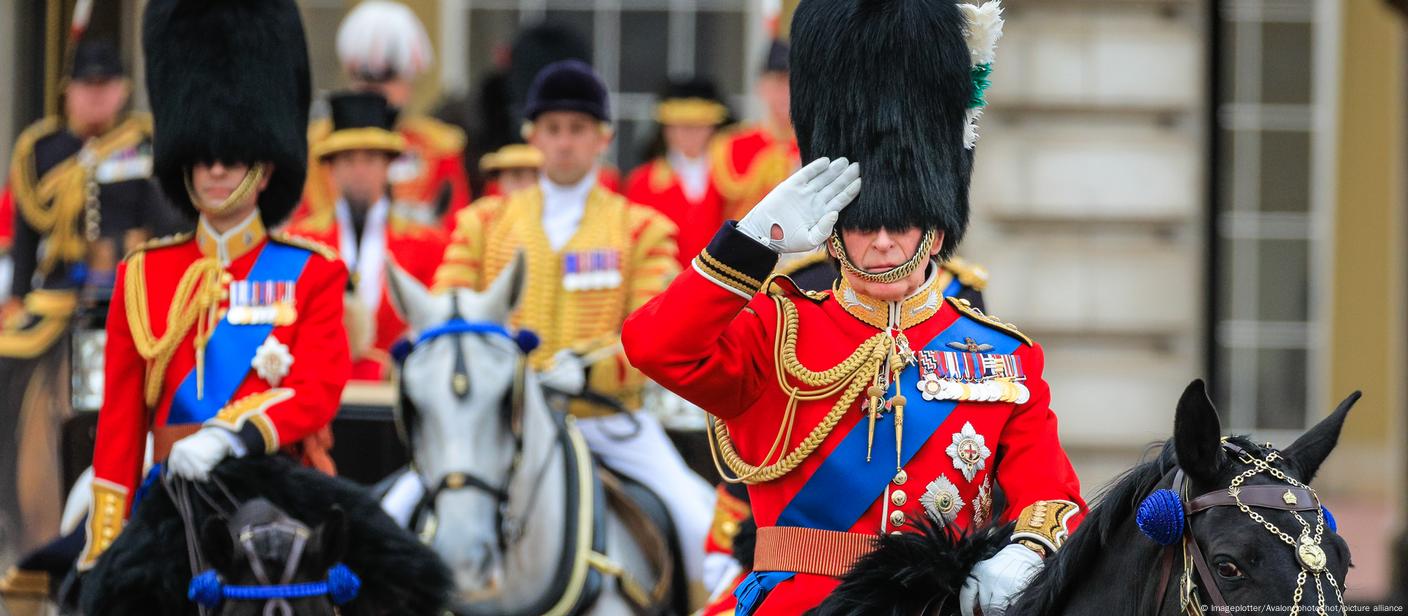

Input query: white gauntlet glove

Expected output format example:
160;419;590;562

736;157;861;254
960;543;1044;616
539;349;588;396
167;427;243;481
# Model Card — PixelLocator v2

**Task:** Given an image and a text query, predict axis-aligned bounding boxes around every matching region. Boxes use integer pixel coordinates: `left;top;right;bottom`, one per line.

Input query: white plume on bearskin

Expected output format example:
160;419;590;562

336;1;434;81
959;1;1004;149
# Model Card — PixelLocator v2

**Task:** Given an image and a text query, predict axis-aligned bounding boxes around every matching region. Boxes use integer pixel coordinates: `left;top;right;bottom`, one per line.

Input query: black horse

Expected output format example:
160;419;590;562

80;456;453;615
811;379;1355;615
193;498;349;616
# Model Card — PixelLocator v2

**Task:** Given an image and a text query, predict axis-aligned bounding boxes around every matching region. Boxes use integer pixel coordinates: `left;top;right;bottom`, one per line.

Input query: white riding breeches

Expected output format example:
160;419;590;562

575;412;716;588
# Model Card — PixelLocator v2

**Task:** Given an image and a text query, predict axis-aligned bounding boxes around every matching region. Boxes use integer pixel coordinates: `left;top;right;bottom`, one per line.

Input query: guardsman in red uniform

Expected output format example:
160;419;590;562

287;92;447;381
709;40;799;222
622;2;1085;614
79;0;351;570
298;1;471;226
625;77;732;268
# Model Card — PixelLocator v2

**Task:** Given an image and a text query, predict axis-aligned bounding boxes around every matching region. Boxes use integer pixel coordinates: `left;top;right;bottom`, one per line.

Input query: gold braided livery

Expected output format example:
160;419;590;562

708;295;891;483
77;479;129;570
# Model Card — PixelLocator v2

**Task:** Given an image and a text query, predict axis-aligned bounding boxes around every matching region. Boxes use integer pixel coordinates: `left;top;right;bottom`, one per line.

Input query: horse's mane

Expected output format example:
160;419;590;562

1017;435;1270;613
1015;439;1177;613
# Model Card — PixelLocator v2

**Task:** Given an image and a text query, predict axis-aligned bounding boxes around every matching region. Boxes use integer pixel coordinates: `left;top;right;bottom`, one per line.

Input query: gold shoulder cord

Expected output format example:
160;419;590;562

707;295;891;484
123;252;225;406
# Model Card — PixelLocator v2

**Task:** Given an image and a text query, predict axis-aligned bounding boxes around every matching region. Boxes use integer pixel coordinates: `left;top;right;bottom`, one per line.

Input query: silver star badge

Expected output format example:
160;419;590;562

946;421;991;482
251;336;294;387
921;475;964;526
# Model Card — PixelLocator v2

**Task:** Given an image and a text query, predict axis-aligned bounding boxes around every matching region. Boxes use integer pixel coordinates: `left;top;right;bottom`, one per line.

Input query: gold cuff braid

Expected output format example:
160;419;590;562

1011;499;1080;553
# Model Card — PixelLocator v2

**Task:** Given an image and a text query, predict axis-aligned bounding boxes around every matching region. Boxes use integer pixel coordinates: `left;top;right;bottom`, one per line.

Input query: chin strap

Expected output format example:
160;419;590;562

829;229;934;285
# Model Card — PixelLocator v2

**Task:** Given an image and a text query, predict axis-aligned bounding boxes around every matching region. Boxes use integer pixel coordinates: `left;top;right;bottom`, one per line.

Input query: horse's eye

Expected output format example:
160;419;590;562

1215;560;1245;579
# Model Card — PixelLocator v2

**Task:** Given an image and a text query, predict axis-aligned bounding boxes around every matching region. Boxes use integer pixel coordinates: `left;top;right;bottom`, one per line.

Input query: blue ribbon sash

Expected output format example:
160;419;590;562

167;242;311;425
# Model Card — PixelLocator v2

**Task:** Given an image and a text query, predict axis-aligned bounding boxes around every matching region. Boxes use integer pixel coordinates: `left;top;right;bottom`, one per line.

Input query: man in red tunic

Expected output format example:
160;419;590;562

625;77;731;267
79;0;351;570
286;91;447;380
622;2;1084;614
709;40;799;222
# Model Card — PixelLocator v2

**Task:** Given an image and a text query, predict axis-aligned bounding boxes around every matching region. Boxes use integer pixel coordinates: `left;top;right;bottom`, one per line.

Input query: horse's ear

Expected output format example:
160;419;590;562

1282;391;1359;484
317;506;349;565
1173;379;1225;484
200;515;234;572
386;259;434;332
482;250;527;322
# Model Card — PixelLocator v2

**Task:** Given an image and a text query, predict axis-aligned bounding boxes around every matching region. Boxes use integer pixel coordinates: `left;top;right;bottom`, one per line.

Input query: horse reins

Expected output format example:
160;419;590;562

1144;442;1342;615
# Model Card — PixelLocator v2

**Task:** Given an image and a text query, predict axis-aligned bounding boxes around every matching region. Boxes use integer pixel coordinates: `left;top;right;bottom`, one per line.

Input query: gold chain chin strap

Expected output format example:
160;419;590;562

830;229;935;285
707;295;890;484
184;162;267;215
124;252;226;406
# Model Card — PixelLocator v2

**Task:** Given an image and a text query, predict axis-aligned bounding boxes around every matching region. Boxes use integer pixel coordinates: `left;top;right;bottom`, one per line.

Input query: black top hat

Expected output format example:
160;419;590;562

69;39;125;81
791;0;974;259
524;60;610;123
143;0;311;226
313;91;405;160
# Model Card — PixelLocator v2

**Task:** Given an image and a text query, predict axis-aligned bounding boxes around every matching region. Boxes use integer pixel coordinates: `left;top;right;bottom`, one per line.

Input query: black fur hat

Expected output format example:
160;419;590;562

790;0;974;258
143;0;311;225
524;60;610;123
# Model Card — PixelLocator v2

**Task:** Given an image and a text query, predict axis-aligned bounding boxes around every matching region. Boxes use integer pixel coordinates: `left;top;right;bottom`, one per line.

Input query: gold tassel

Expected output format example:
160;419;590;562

866;384;885;462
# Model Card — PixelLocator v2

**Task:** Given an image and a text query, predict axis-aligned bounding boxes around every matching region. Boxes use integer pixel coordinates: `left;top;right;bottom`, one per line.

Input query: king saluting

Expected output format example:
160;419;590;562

621;1;1084;614
79;0;350;570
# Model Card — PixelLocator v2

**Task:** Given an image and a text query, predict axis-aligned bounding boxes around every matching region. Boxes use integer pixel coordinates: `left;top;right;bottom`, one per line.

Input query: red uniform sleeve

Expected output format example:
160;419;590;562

622;222;777;418
81;261;149;568
994;343;1087;552
230;256;351;454
434;154;471;215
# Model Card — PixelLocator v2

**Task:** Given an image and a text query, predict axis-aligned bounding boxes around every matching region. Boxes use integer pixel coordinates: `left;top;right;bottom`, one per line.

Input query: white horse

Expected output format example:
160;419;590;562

380;257;678;615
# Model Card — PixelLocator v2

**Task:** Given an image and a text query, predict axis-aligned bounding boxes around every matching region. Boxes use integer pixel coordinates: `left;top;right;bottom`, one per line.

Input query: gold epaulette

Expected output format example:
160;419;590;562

945;296;1033;346
400;115;467;155
942;257;989;291
125;232;193;260
270;232;338;261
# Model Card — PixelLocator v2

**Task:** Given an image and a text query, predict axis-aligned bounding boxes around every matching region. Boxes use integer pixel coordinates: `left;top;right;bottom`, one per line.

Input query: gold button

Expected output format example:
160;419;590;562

893;470;908;485
722;520;739;535
891;491;908;506
889;510;906;527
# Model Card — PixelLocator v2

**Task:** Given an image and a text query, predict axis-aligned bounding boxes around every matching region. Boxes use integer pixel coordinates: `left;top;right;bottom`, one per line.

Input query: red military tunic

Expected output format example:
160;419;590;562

708;124;799;221
623;223;1085;614
81;214;351;568
285;206;447;379
624;157;726;268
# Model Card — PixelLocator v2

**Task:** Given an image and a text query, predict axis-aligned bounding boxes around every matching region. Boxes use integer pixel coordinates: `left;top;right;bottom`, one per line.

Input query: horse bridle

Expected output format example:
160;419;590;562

392;294;548;551
168;475;361;615
1143;441;1343;616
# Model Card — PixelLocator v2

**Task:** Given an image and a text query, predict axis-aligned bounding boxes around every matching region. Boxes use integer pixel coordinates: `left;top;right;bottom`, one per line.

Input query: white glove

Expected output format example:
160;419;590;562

167;427;241;481
960;543;1044;616
539;349;588;396
737;157;861;254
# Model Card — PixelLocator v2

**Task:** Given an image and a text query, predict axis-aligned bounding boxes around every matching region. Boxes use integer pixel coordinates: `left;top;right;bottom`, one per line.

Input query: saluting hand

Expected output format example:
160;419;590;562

737;157;862;254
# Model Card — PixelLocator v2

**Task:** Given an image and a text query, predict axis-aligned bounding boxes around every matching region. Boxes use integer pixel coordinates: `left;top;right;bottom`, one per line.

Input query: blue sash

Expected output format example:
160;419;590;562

941;276;964;298
735;313;1022;614
167;242;312;425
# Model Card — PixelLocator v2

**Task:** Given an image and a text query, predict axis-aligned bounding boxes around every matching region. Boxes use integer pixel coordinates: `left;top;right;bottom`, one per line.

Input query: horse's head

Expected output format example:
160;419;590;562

1150;379;1354;611
386;255;532;598
196;498;352;616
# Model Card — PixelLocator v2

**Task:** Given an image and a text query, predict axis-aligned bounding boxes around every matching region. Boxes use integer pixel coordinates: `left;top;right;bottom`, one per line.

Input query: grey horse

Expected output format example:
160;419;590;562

381;257;672;615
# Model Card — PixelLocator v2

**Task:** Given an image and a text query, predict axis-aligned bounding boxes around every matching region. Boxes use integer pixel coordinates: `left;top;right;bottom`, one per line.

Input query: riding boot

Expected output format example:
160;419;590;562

0;566;52;616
